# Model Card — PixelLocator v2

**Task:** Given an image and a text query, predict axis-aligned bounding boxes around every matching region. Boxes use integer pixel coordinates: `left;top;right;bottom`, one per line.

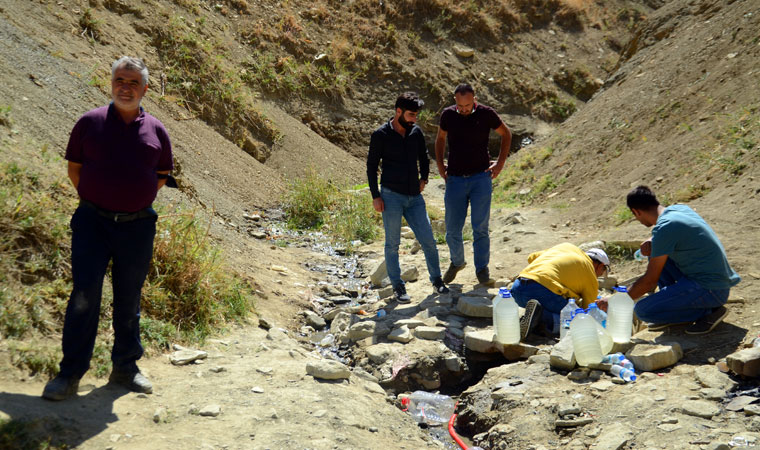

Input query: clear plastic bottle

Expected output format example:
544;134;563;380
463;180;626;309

405;391;456;424
610;364;637;382
570;312;604;366
602;353;634;370
587;303;607;328
634;249;646;261
607;287;634;344
559;298;578;340
493;289;520;345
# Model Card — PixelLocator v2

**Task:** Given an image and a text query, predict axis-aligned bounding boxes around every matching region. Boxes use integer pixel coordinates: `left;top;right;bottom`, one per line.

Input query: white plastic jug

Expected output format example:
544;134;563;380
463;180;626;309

570;313;604;366
595;320;613;355
607;291;634;343
493;291;520;345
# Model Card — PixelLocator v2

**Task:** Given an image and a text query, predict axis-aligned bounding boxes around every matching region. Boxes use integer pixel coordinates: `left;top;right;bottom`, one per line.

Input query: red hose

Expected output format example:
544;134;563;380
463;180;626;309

448;402;468;450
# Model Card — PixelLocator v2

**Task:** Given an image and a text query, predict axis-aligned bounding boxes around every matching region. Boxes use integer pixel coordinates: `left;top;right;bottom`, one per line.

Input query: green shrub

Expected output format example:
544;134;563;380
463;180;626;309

143;208;256;340
613;205;634;224
283;171;381;248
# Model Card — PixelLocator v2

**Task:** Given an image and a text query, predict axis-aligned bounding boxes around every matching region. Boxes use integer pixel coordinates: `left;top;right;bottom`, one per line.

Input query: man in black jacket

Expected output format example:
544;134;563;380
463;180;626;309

367;92;449;303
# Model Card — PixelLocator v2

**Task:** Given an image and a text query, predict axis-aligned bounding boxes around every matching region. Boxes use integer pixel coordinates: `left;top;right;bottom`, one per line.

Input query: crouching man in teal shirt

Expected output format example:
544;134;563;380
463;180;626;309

617;185;740;334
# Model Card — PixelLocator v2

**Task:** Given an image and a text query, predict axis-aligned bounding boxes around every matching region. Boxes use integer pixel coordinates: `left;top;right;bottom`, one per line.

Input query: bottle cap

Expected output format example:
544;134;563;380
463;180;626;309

589;303;598;309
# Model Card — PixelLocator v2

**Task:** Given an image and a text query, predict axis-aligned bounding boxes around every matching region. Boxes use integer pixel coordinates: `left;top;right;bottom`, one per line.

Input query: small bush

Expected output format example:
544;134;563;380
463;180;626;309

78;8;101;42
283;171;381;247
143;208;256;340
613;205;634;225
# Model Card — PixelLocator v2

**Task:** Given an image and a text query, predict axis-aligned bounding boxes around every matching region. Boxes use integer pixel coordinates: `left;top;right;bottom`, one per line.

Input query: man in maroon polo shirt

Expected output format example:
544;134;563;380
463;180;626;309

435;84;511;286
43;57;173;400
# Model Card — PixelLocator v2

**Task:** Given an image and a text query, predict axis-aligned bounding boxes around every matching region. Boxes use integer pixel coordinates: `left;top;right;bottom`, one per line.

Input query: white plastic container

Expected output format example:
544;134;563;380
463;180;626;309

607;289;634;343
493;289;520;345
595;320;613;355
406;391;456;424
570;313;604;366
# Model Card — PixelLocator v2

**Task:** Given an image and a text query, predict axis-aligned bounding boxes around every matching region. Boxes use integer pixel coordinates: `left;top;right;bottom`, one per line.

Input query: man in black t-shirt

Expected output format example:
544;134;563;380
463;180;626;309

435;84;512;285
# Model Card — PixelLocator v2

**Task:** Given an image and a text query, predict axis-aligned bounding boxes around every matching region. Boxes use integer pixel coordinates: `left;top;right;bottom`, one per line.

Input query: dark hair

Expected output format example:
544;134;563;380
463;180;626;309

627;185;660;211
454;83;475;96
395;92;424;112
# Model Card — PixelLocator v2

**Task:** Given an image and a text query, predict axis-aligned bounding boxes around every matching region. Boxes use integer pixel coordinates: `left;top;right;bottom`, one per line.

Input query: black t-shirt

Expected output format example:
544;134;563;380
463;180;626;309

439;103;503;176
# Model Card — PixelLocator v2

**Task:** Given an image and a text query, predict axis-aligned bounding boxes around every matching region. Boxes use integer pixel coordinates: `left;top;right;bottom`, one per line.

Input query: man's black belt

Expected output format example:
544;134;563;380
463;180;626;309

79;200;156;223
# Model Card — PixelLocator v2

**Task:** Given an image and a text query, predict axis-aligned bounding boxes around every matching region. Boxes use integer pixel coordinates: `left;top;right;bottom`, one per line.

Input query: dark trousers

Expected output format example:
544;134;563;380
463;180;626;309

59;205;157;378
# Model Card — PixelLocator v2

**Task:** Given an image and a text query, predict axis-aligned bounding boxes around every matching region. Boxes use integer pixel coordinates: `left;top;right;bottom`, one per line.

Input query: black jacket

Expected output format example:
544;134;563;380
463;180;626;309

367;120;430;199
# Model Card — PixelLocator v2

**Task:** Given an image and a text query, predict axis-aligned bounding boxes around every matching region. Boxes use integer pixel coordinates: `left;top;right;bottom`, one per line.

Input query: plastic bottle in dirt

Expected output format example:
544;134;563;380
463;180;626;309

559;298;578;340
610;364;637;382
587;302;607;328
570;312;604;366
493;288;520;345
607;287;634;344
405;391;457;424
602;353;634;370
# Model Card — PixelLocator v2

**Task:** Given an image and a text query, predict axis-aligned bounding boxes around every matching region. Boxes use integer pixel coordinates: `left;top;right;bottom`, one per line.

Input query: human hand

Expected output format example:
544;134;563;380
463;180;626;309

487;160;504;179
419;180;427;193
596;297;609;312
373;197;384;212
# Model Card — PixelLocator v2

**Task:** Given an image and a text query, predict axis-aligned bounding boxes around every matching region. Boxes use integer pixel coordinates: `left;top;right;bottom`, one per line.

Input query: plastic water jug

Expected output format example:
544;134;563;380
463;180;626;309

607;288;634;343
493;289;520;345
559;298;578;339
570;312;604;366
595;320;613;355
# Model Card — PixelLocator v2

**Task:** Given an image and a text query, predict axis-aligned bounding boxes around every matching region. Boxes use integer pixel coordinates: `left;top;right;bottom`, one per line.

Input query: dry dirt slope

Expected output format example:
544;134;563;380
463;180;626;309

509;0;760;303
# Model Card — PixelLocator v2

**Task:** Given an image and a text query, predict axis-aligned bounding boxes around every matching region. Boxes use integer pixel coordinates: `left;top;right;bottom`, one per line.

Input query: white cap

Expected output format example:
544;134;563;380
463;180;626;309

585;248;610;269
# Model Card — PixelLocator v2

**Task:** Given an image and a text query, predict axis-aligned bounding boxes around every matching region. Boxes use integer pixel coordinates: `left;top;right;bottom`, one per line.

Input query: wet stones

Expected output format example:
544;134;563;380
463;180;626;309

302;310;326;330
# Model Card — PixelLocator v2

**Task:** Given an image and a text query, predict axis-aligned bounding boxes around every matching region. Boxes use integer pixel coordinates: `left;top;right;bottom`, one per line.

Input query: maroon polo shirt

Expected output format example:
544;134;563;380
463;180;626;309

65;103;173;213
439;103;503;176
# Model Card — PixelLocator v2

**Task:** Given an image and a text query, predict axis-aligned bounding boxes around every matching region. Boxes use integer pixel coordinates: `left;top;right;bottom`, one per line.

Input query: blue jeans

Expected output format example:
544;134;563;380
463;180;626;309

444;172;492;272
634;259;729;324
511;278;567;333
59;205;157;378
381;188;442;287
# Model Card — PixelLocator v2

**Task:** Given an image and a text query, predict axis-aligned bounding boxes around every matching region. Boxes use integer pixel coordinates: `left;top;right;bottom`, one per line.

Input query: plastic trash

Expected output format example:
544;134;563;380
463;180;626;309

634;249;646;261
570;312;604;366
559;298;578;340
607;288;634;344
602;353;634;370
493;288;520;344
587;302;607;328
404;391;456;424
319;334;335;347
376;309;387;318
610;364;637;382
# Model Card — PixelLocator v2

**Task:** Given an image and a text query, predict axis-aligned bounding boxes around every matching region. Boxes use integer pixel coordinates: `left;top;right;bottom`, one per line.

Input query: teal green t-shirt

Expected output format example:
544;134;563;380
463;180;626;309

651;204;740;290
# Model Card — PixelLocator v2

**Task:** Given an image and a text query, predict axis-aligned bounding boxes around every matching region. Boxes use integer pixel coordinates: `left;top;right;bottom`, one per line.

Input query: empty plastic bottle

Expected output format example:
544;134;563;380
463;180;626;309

587;303;607;328
634;249;646;261
405;391;457;424
559;298;578;340
570;312;604;366
602;353;634;370
610;364;637;382
493;289;520;345
607;287;634;344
